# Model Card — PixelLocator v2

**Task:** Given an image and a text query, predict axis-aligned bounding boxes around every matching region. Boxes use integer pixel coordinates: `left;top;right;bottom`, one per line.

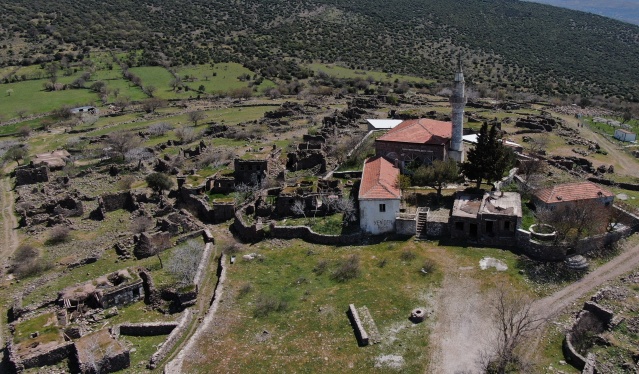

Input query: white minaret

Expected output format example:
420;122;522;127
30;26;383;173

448;56;466;162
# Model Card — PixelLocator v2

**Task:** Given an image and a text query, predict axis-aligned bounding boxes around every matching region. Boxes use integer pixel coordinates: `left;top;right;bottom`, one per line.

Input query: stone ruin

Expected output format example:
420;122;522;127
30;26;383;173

58;269;143;310
515;114;558;132
15;164;50;186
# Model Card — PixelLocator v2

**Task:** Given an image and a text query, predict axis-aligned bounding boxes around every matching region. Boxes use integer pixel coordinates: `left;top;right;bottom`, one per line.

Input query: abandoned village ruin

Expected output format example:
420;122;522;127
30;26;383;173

2;55;639;374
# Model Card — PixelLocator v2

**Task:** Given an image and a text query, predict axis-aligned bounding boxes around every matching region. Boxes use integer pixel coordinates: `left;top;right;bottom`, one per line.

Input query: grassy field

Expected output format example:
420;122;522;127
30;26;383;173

307;63;433;84
0;78;99;119
177;63;276;95
183;238;440;373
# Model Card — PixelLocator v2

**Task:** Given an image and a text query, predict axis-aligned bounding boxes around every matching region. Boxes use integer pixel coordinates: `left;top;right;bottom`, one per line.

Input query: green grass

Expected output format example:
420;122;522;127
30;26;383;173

183;239;440;373
307;63;433;84
177;63;275;95
279;213;351;235
121;334;170;373
0;78;99;120
128;66;176;99
14;312;61;345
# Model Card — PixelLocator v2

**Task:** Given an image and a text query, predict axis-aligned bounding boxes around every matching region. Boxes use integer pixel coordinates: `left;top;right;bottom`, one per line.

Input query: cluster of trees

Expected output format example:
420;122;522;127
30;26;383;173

2;0;639;99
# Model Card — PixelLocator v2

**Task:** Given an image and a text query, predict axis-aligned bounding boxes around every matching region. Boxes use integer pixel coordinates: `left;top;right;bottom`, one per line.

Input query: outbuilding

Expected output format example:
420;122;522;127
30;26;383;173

614;129;636;142
358;156;401;235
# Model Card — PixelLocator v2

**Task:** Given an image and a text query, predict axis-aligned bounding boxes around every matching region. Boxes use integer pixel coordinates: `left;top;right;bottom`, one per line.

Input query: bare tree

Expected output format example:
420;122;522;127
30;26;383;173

148;122;173;136
104;131;142;160
167;240;203;286
482;287;541;374
141;97;166;113
174;126;198;143
334;196;357;223
187;111;206;126
291;199;307;219
233;183;260;206
535;200;611;244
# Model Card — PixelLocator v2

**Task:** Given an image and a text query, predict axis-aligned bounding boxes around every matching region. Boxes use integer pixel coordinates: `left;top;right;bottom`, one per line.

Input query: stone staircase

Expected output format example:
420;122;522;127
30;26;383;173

415;208;429;240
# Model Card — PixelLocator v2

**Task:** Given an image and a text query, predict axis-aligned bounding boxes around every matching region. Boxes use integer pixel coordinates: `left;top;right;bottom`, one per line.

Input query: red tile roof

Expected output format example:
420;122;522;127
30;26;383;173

359;156;401;200
376;118;452;145
534;181;614;204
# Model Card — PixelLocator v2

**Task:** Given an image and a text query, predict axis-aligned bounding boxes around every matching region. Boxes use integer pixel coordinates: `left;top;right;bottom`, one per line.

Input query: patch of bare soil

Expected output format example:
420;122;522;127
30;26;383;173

427;253;495;374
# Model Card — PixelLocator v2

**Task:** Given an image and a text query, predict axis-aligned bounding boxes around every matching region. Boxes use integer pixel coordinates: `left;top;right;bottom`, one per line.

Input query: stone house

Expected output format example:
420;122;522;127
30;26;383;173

358;156;401;235
375;118;453;169
450;191;522;246
533;181;614;211
234;158;268;185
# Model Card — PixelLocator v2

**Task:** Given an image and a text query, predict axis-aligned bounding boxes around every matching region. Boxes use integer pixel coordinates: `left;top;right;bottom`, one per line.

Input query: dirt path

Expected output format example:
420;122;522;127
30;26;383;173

427;254;494;374
555;113;639;178
0;176;18;275
0;177;19;352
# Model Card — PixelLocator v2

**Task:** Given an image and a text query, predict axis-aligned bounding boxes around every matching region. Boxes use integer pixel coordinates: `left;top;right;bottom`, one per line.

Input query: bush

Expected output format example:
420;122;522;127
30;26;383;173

420;259;436;275
400;250;417;262
330;255;360;282
313;260;328;275
238;283;253;298
9;245;51;279
253;294;288;317
46;226;71;245
145;172;174;194
117;175;136;190
221;240;241;255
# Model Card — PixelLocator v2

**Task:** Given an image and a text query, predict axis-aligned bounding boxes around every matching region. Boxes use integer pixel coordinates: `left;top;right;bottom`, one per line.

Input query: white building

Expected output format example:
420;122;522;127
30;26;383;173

358;156;401;235
614;129;636;142
366;119;403;131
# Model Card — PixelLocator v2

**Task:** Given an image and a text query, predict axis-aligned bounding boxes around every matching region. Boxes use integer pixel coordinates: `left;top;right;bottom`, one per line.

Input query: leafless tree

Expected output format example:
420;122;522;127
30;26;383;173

291;199;307;218
104;131;142;160
167;240;203;286
535;200;611;244
174;126;198;144
482;287;541;374
233;183;260;206
187;111;206;126
125;147;154;163
130;216;154;234
141;97;166;113
148;122;173;136
333;196;357;223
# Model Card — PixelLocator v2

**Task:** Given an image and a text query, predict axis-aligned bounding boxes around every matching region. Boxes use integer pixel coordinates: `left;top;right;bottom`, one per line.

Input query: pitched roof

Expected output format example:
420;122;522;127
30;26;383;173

359;156;401;200
534;181;614;204
376;118;452;145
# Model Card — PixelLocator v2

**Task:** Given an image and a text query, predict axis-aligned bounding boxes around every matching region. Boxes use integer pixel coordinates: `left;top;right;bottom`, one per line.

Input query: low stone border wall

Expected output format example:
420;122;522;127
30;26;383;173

270;225;363;245
164;254;228;373
117;322;179;336
192;242;213;290
347;304;369;346
564;300;613;372
8;340;75;372
148;309;193;369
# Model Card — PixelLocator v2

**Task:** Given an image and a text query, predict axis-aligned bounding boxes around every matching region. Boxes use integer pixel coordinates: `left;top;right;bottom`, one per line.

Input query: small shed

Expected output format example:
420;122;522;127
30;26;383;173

614;129;636;142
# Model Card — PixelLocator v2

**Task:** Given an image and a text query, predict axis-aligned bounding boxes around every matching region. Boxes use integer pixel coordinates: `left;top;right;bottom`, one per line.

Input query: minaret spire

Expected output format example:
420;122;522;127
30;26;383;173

449;55;466;162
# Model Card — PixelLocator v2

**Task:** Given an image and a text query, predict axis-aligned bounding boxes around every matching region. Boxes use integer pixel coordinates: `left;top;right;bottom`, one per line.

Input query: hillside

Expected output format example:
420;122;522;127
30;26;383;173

527;0;639;26
1;0;639;100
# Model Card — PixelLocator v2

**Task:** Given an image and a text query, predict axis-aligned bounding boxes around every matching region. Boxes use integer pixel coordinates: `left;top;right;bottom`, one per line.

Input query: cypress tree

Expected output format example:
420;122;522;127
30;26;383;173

461;122;513;189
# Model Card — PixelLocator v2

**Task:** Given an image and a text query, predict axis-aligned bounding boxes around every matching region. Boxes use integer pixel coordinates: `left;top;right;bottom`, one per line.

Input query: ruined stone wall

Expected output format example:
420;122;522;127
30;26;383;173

15;165;49;186
9;340;75;372
518;222;636;261
425;221;449;238
232;211;265;242
395;217;416;236
100;279;144;309
118;322;178;336
148;309;193;369
270;224;363;245
101;191;134;212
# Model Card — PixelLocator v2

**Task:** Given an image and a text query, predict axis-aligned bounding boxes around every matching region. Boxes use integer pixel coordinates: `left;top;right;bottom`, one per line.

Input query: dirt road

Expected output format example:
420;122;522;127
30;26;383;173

556;113;639;178
428;238;639;373
0;177;18;275
0;177;19;351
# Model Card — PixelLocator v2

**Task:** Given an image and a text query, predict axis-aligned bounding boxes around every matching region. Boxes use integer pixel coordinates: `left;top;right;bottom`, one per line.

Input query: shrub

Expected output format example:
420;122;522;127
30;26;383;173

313;260;328;275
400;250;417;262
46;226;71;245
117;175;136;190
253;294;288;317
9;245;51;279
420;259;436;275
148;122;173;136
221;240;241;255
330;255;360;282
145;172;174;194
238;283;253;298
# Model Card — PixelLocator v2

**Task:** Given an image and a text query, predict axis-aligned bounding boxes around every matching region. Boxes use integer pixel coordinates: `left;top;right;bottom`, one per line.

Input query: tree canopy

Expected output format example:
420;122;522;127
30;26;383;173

412;159;462;199
145;172;174;194
461;123;514;189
